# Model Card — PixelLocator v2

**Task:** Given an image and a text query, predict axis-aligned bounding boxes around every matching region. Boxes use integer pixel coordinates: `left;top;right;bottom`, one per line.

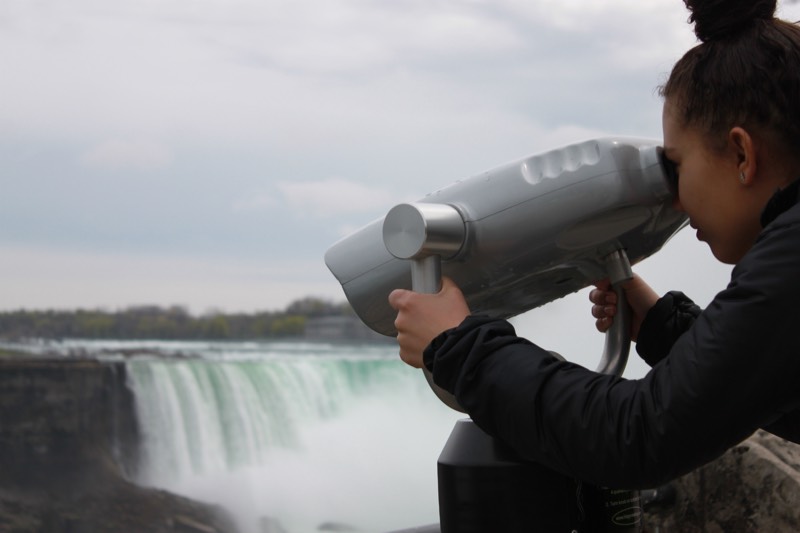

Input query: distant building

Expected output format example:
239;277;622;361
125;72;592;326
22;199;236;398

304;315;392;343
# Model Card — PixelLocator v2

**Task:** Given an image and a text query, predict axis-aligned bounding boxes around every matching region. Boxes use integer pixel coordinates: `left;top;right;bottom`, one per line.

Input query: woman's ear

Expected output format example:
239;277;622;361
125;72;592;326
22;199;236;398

728;126;756;185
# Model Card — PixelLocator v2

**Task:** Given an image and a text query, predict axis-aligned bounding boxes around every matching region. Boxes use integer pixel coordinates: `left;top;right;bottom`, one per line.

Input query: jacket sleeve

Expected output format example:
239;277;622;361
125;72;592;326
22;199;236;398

635;291;701;367
762;410;800;442
626;291;800;441
424;218;800;490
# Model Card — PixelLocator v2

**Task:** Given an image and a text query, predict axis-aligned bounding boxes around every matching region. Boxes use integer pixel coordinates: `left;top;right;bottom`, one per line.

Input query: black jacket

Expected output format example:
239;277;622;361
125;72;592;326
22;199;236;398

424;181;800;489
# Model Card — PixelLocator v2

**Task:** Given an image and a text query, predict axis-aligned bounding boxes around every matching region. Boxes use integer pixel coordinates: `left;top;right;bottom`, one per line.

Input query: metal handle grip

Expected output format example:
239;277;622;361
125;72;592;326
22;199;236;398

410;256;466;413
596;249;633;376
383;203;467;412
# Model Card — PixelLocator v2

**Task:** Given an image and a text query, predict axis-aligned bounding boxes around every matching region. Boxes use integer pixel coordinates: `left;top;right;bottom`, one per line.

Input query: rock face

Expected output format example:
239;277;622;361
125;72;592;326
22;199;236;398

644;431;800;532
0;357;238;533
0;358;138;485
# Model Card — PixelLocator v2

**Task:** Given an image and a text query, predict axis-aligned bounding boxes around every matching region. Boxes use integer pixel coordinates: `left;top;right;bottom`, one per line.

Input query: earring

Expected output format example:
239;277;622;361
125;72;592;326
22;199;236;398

739;171;746;184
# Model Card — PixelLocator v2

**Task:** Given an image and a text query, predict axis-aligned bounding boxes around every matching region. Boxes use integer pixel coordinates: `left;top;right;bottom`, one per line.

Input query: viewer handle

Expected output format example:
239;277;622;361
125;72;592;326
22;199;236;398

383;203;467;413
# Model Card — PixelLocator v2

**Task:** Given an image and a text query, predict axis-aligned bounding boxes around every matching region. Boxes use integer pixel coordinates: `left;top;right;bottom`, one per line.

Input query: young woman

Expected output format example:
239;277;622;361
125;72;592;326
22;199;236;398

388;0;800;489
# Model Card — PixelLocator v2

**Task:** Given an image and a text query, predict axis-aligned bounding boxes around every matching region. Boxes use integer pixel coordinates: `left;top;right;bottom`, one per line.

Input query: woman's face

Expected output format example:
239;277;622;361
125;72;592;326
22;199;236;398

662;100;763;264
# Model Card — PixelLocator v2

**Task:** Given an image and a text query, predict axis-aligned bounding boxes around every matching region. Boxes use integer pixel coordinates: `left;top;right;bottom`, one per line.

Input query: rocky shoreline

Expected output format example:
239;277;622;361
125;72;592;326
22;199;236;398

0;472;239;533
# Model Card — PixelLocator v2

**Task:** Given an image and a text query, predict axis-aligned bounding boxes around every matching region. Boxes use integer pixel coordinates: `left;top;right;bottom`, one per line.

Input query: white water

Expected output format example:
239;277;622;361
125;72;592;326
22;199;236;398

102;340;465;533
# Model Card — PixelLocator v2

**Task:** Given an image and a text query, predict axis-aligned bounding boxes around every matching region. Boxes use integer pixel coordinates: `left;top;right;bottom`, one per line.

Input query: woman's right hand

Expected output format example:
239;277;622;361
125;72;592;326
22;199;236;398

589;274;660;342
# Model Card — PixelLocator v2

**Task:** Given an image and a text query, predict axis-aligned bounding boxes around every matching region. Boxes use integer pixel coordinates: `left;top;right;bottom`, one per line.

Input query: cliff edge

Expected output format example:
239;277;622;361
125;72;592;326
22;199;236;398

0;357;238;533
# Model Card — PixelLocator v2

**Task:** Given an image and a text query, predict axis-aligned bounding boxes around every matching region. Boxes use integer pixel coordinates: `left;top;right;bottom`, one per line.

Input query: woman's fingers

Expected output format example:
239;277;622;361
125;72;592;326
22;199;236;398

595;316;613;333
591;304;617;319
590;284;617;333
589;287;617;305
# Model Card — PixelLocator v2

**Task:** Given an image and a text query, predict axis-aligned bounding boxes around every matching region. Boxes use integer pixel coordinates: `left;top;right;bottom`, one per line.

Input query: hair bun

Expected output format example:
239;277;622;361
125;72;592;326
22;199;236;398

685;0;777;42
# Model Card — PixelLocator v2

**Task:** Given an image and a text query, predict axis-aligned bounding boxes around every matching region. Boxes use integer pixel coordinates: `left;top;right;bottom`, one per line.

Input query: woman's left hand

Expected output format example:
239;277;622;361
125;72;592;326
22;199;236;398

388;277;471;368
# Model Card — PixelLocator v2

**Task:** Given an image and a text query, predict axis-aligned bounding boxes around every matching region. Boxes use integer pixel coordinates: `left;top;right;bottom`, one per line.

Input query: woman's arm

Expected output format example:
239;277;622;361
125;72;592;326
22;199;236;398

416;220;800;488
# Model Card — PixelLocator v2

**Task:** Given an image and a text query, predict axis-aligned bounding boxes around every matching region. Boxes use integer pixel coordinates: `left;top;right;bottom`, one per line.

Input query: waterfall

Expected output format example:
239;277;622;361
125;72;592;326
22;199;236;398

124;342;463;533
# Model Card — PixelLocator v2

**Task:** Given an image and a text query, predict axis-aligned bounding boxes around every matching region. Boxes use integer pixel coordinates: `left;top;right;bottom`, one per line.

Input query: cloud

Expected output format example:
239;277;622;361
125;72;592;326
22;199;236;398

0;0;690;149
197;0;525;74
232;193;277;213
276;178;396;217
80;139;173;171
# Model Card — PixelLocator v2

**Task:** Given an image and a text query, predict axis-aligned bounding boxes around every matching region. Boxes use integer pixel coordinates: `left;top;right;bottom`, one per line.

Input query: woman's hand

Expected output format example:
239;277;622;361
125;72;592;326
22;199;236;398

589;274;659;342
388;277;471;368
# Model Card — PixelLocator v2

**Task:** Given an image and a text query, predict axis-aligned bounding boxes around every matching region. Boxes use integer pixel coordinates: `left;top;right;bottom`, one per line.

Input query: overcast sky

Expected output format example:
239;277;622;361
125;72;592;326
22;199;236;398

3;0;800;368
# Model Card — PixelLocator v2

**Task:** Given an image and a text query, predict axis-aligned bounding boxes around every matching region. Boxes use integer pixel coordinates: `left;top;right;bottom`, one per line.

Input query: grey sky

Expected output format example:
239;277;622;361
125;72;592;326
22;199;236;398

3;0;799;362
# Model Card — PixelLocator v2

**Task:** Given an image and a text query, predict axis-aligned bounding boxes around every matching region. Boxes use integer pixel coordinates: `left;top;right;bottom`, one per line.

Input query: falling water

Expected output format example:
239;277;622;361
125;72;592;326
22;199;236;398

121;341;463;533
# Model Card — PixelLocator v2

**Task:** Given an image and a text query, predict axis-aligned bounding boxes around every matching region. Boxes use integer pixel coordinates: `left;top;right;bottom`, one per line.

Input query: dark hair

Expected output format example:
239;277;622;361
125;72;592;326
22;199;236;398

661;0;800;157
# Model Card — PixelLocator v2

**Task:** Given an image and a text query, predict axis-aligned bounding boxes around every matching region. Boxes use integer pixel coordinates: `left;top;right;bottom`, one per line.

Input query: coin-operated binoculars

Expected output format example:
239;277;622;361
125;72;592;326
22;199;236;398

325;137;686;533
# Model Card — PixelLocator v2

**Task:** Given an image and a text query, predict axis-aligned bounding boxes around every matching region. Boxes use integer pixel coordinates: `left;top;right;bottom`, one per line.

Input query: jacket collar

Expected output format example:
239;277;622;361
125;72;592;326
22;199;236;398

760;178;800;227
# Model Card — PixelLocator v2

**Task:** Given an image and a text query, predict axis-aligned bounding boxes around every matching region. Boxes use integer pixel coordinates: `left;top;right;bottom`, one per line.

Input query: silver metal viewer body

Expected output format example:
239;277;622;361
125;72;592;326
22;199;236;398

325;136;686;342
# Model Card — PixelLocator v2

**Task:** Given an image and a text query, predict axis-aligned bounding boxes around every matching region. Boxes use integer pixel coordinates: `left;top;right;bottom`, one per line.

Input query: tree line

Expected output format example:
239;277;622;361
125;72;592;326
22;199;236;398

0;297;353;340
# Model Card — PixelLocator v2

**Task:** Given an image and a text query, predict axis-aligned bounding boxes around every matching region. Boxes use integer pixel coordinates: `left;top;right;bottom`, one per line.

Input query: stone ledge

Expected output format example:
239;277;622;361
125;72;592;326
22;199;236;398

644;431;800;532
